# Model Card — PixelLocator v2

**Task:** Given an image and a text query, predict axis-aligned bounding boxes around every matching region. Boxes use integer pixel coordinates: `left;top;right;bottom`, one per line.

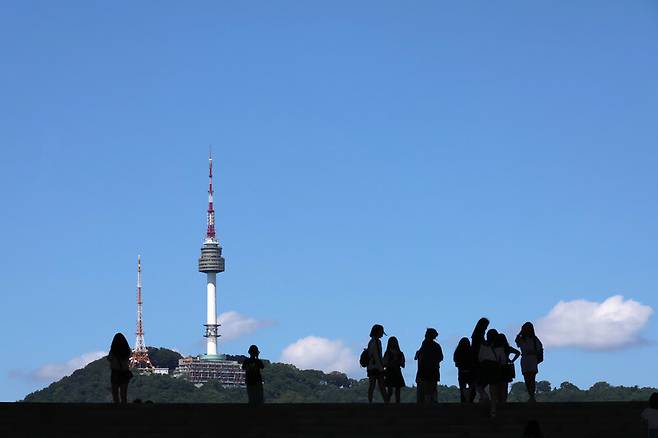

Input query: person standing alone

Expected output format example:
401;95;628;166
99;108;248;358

415;328;444;403
108;332;133;404
242;345;265;405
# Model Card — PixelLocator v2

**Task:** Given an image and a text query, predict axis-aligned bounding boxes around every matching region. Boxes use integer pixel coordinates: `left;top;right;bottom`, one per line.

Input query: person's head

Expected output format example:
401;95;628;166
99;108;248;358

386;336;400;352
472;317;490;336
650;392;658;409
495;333;510;348
248;344;259;358
425;328;438;340
486;329;499;343
109;332;131;359
522;420;543;438
520;322;536;338
370;324;385;338
455;337;471;355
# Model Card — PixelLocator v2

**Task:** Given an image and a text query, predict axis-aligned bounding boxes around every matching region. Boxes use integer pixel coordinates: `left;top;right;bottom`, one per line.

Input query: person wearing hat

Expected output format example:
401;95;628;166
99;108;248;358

367;324;389;403
242;344;265;405
414;328;444;403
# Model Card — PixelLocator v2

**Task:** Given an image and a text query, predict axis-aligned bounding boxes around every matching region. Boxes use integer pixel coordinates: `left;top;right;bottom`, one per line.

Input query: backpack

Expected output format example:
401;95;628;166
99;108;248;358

359;348;369;368
534;338;544;364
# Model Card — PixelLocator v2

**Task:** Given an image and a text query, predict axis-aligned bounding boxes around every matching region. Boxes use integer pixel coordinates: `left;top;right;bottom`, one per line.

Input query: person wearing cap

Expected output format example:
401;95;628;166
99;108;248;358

414;328;444;403
367;324;389;403
242;344;265;405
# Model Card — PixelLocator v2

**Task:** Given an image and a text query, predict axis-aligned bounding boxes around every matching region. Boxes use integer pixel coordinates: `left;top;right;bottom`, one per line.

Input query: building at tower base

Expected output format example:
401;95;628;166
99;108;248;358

173;356;245;386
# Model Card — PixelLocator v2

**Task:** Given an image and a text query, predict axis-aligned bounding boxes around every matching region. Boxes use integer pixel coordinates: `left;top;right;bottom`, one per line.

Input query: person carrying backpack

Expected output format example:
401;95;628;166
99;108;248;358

515;322;544;403
365;324;389;403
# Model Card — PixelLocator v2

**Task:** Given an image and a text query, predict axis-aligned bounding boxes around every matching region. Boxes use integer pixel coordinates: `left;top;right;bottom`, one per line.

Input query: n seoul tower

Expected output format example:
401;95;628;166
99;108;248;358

198;151;225;358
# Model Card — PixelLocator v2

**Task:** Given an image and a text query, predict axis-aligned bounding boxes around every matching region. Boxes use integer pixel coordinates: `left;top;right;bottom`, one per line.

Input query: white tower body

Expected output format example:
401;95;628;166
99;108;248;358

206;272;217;355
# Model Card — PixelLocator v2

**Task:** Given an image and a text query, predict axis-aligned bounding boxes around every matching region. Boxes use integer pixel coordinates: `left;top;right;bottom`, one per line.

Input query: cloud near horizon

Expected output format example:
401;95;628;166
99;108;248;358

10;351;106;383
536;295;653;350
218;311;274;342
280;336;358;375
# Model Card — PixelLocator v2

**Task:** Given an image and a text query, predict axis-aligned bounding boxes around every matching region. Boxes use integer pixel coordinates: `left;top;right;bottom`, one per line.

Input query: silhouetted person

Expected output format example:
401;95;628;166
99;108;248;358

470;317;490;402
242;345;265;405
383;336;406;403
414;328;443;404
494;333;520;403
641;392;658;438
522;420;543;438
108;332;133;404
453;337;474;403
478;328;501;417
367;324;389;403
515;322;543;402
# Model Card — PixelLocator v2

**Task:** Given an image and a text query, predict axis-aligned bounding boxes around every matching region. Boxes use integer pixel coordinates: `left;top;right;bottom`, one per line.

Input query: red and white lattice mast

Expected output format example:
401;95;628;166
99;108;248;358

130;255;154;369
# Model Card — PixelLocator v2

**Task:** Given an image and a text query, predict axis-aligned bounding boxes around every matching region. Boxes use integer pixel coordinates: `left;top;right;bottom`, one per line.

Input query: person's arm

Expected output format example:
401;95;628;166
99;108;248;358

383;351;390;368
376;340;384;367
438;345;444;363
508;346;521;362
258;359;264;369
400;352;405;368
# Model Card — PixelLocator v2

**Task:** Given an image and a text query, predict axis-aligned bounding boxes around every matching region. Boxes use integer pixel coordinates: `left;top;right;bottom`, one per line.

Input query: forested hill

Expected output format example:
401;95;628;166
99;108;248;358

22;348;657;403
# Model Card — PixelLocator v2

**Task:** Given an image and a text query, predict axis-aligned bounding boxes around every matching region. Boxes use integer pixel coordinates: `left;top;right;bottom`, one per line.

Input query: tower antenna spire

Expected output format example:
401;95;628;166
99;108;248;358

130;255;153;370
206;146;216;241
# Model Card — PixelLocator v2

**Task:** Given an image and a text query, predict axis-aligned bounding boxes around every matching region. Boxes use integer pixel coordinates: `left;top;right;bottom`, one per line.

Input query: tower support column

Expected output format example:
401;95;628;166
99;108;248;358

206;272;218;356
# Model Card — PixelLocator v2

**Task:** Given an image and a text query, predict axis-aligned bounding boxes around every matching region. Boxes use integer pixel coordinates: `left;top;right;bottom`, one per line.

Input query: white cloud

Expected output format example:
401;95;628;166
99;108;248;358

13;351;107;383
536;295;653;350
218;311;274;342
280;336;358;374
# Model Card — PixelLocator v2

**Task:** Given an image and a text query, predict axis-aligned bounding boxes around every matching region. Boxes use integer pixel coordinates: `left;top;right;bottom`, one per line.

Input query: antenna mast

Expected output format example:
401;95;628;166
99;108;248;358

206;148;216;241
130;255;154;370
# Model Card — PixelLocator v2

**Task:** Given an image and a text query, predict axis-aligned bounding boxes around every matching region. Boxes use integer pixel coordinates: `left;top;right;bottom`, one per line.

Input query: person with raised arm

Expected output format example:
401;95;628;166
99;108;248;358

515;322;544;402
242;344;265;405
494;332;520;403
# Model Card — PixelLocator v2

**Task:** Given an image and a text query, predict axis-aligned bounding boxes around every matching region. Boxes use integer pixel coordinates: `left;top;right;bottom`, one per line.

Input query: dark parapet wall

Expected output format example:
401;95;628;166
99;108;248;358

1;402;648;438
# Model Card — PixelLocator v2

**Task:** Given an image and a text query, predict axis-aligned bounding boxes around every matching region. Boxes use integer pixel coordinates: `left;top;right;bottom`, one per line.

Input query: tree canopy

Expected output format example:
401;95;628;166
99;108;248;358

23;348;657;403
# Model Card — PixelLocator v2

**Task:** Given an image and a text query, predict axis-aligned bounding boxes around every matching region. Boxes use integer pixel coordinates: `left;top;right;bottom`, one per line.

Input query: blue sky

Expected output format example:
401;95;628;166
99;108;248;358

1;1;657;401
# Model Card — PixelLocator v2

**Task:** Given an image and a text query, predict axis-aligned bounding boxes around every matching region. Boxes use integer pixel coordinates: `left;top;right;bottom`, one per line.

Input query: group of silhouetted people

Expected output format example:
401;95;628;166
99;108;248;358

106;328;658;438
362;318;545;416
363;324;444;404
456;318;544;416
